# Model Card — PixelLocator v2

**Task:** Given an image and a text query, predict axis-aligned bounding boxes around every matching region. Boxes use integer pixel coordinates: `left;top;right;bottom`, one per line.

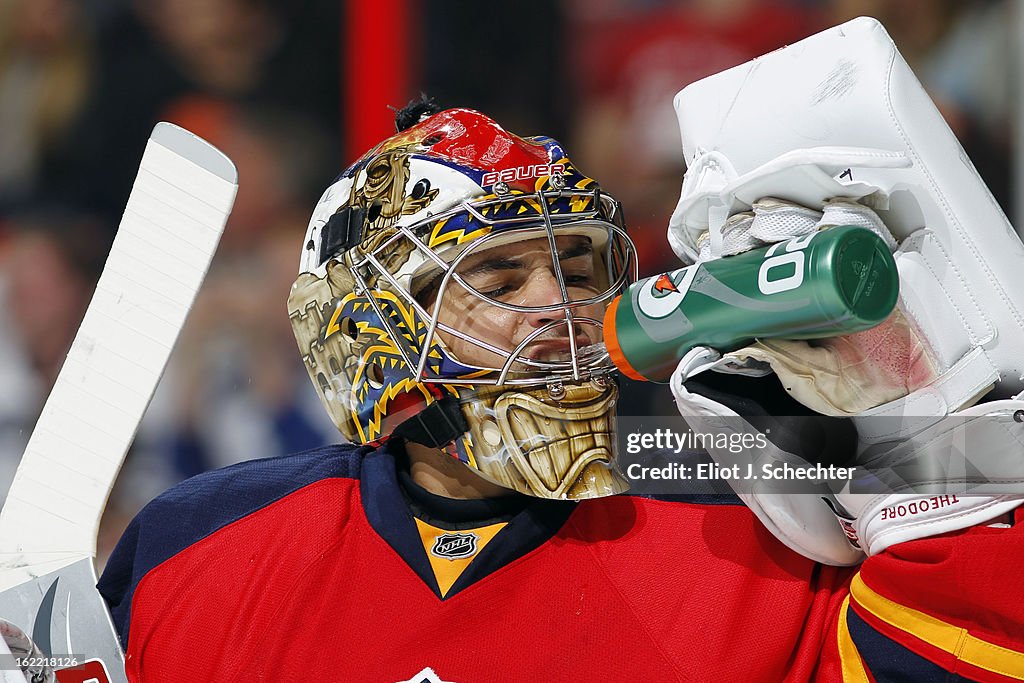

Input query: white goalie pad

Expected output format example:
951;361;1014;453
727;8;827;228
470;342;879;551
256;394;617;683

669;16;1024;420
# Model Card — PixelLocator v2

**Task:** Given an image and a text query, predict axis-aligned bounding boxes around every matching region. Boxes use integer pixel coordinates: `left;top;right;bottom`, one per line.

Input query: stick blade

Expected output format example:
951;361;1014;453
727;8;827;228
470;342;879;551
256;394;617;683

0;122;235;680
0;123;236;585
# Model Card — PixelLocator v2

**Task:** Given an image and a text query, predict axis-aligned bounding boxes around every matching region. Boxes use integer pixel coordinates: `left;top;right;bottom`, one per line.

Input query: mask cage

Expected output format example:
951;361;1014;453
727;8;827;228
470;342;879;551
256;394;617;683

347;187;637;387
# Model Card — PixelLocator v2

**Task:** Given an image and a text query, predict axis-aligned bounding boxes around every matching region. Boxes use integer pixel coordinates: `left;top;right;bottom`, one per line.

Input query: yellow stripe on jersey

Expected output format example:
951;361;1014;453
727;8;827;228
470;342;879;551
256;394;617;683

836;596;871;683
414;518;507;598
850;573;1024;679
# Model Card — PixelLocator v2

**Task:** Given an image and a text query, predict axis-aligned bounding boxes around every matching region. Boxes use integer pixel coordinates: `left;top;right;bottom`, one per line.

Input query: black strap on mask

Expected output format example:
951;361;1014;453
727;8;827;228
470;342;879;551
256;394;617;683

318;206;367;266
392;394;469;448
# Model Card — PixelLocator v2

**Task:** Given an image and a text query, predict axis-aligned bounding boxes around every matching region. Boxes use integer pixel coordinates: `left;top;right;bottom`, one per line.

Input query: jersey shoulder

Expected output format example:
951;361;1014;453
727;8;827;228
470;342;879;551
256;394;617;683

150;442;365;510
127;442;368;556
98;443;371;646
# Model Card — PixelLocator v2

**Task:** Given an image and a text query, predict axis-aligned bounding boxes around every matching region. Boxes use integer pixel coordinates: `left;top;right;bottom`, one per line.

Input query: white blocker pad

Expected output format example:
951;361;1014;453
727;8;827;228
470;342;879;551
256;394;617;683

669;16;1024;425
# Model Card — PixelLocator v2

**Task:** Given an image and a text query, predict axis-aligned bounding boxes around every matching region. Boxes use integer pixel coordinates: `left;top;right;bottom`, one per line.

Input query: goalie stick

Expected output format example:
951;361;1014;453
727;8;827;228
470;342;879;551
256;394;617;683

0;123;237;682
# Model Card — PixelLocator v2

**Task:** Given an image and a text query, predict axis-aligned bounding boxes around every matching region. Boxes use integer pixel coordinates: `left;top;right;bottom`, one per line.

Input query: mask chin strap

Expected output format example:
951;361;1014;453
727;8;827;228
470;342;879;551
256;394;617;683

392;394;468;448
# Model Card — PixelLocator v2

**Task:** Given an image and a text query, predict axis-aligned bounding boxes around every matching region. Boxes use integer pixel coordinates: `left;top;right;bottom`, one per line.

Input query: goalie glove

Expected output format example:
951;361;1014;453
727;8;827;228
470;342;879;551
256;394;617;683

664;17;1024;564
679;196;1024;563
668;193;1024;564
670;195;1024;563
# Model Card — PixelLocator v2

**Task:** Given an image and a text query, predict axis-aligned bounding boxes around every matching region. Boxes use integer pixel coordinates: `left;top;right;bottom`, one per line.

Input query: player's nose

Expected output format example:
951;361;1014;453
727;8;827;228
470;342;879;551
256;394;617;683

519;268;568;328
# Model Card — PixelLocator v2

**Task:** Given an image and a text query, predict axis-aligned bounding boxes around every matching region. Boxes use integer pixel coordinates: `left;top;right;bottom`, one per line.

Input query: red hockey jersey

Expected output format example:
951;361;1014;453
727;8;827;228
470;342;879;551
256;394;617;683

98;442;1024;681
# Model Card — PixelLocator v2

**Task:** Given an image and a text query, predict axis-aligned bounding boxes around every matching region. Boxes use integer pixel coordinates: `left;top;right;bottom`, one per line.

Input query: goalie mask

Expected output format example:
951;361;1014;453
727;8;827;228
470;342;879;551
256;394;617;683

288;108;637;499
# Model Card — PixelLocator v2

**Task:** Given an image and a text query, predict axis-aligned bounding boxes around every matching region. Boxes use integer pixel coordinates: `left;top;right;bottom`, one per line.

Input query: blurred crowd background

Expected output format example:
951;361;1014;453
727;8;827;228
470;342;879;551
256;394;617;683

0;0;1018;563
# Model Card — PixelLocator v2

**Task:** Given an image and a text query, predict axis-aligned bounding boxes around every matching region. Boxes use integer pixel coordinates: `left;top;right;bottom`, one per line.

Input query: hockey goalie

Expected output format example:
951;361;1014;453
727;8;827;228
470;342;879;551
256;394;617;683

96;17;1024;682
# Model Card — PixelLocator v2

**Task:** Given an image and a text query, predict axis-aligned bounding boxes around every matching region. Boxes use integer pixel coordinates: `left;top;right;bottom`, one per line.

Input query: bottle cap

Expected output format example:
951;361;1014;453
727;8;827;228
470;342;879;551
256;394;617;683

832;228;900;325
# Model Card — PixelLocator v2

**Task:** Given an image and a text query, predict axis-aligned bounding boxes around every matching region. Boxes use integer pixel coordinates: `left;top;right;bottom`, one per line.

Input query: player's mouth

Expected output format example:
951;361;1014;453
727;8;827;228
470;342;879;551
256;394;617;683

523;333;595;361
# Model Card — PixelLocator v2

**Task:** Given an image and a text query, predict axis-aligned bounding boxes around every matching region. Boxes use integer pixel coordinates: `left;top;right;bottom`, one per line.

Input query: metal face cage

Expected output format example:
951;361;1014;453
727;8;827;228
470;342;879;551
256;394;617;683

347;186;637;389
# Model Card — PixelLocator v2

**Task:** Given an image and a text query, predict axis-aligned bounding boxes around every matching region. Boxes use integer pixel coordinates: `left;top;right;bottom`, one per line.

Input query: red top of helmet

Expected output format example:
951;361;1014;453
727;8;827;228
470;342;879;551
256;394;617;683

357;108;557;192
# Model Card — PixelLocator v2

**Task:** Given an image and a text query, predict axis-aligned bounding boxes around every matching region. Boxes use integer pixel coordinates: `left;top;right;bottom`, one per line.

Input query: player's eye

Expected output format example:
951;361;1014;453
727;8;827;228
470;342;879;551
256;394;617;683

564;273;594;286
561;260;596;291
468;274;522;300
479;284;516;299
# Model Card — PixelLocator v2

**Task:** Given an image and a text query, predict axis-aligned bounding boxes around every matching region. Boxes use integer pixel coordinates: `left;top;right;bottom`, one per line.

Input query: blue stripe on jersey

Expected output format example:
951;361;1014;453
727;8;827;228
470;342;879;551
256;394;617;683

846;601;982;683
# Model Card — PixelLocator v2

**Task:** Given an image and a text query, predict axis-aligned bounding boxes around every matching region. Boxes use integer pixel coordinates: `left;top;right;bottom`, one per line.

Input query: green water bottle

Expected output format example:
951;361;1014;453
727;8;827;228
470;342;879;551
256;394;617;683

604;225;899;382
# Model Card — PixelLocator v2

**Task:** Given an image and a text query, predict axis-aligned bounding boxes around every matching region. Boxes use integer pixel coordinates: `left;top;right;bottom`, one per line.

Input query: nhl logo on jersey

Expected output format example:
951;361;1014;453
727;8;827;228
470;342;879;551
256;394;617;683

430;532;478;559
